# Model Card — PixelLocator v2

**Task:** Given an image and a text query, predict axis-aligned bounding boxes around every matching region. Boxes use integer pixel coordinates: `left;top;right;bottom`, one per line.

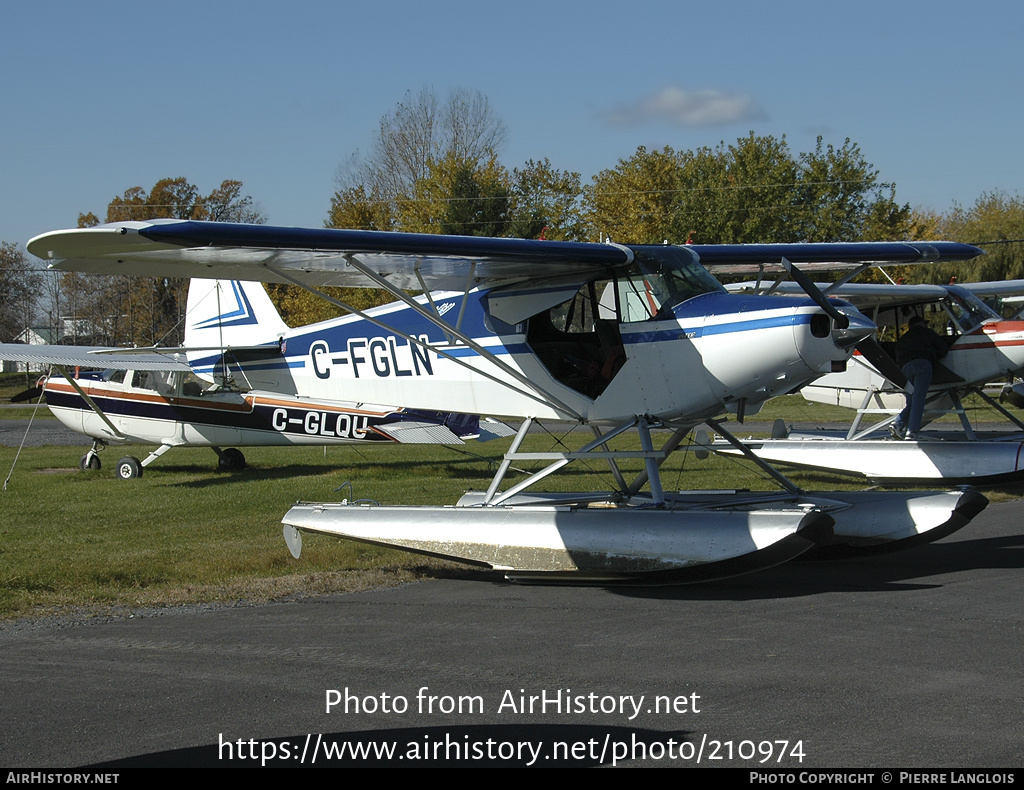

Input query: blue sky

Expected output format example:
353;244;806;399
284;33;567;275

3;0;1021;248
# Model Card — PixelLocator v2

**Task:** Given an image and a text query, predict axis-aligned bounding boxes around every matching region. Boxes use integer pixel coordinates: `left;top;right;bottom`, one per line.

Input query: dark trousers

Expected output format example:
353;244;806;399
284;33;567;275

897;358;933;434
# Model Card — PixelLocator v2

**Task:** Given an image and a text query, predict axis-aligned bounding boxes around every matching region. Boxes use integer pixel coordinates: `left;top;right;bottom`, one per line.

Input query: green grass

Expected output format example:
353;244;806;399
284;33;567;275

755;392;1024;427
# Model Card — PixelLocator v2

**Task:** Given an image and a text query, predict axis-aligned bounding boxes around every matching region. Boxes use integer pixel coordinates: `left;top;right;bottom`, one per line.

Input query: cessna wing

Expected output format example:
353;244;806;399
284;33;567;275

28;220;631;292
960;279;1024;298
728;280;952;311
28;220;983;292
691;241;981;276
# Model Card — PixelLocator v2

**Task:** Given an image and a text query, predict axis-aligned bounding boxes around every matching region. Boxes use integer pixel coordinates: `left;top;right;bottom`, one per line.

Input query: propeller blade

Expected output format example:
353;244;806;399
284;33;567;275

782;258;849;329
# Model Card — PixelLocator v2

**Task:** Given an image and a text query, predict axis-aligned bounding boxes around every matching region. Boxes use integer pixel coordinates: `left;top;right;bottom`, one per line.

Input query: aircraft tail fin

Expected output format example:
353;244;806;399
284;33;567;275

184;279;289;375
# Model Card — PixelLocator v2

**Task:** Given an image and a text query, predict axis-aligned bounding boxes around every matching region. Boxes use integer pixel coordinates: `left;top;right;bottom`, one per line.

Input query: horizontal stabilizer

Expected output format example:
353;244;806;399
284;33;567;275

477;418;518;441
373;422;466;444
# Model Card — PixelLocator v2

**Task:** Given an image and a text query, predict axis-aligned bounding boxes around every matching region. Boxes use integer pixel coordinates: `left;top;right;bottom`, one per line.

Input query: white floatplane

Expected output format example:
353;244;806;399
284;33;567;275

0;278;508;479
721;278;1024;483
27;220;988;583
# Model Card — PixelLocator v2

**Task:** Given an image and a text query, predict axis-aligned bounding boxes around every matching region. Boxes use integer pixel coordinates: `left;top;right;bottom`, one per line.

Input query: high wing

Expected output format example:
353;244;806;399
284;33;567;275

727;280;956;311
959;279;1024;298
28;220;632;291
689;241;983;274
727;279;1024;314
0;343;192;371
28;220;983;291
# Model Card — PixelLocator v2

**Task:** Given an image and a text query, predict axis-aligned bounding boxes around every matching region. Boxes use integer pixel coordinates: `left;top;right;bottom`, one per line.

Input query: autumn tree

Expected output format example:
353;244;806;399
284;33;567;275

506;159;585;241
671;133;801;244
62;178;264;346
326;185;393;231
796;137;910;242
583;146;685;243
318;89;512;322
915;191;1024;285
96;177;264;224
331;86;507;230
664;146;730;243
588;134;910;246
0;243;41;342
397;152;510;236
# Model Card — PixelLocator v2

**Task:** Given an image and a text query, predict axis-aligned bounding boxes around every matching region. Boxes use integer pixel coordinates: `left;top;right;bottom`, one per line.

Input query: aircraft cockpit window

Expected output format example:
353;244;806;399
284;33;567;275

624;246;725;320
527;280;626;398
131;370;176;395
942;287;1000;334
103;369;127;384
181;371;206;396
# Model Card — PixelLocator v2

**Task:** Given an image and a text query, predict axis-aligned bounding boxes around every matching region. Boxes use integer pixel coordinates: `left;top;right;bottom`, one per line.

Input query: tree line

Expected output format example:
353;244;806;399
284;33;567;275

4;86;1023;346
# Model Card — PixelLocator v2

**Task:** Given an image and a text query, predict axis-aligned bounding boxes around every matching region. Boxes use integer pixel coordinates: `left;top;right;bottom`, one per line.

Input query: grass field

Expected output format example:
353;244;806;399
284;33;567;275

1;394;1021;620
0;421;854;620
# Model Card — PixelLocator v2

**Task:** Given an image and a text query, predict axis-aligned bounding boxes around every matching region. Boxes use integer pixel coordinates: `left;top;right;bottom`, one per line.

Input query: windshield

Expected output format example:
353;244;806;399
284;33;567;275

619;245;725;320
943;285;1000;333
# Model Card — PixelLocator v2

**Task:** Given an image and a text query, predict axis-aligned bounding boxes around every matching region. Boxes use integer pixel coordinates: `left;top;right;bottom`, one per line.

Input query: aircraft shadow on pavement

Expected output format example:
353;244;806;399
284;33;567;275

606;529;1024;601
353;527;1024;602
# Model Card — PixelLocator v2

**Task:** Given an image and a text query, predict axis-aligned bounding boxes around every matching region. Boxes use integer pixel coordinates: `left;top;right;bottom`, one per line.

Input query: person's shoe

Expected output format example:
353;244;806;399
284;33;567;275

889;423;906;440
905;432;919;441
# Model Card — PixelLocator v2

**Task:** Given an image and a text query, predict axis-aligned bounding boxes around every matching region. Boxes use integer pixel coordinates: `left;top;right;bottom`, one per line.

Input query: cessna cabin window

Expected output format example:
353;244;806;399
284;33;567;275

525;245;723;398
130;370;177;396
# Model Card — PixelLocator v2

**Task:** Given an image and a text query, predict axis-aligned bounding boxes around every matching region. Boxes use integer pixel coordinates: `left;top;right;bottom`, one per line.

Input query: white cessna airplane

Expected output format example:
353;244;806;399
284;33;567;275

28;220;987;583
1;278;508;479
722;277;1024;483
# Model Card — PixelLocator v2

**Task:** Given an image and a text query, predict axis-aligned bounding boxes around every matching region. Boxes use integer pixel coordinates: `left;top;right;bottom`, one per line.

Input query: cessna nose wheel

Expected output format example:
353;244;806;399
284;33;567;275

79;453;101;471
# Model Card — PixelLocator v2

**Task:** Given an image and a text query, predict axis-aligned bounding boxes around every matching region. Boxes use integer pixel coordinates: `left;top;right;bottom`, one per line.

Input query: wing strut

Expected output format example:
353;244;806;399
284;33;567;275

823;263;872;294
52;365;127;441
412;261;476;340
342;253;586;419
706;417;803;494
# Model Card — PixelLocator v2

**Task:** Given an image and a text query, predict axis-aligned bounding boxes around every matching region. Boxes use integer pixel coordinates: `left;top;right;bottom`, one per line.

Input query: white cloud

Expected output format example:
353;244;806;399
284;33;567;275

604;87;766;128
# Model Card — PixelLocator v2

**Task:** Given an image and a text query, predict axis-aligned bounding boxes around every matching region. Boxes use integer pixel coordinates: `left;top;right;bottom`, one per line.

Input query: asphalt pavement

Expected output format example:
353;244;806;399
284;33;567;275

2;497;1021;768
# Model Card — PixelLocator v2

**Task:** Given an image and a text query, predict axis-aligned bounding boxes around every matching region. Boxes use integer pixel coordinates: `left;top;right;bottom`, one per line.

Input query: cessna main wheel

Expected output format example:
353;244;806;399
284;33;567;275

115;456;143;480
218;447;246;471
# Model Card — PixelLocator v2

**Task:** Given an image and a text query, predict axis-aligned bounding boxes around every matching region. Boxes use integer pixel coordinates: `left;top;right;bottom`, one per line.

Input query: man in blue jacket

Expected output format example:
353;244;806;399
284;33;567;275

890;315;950;440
